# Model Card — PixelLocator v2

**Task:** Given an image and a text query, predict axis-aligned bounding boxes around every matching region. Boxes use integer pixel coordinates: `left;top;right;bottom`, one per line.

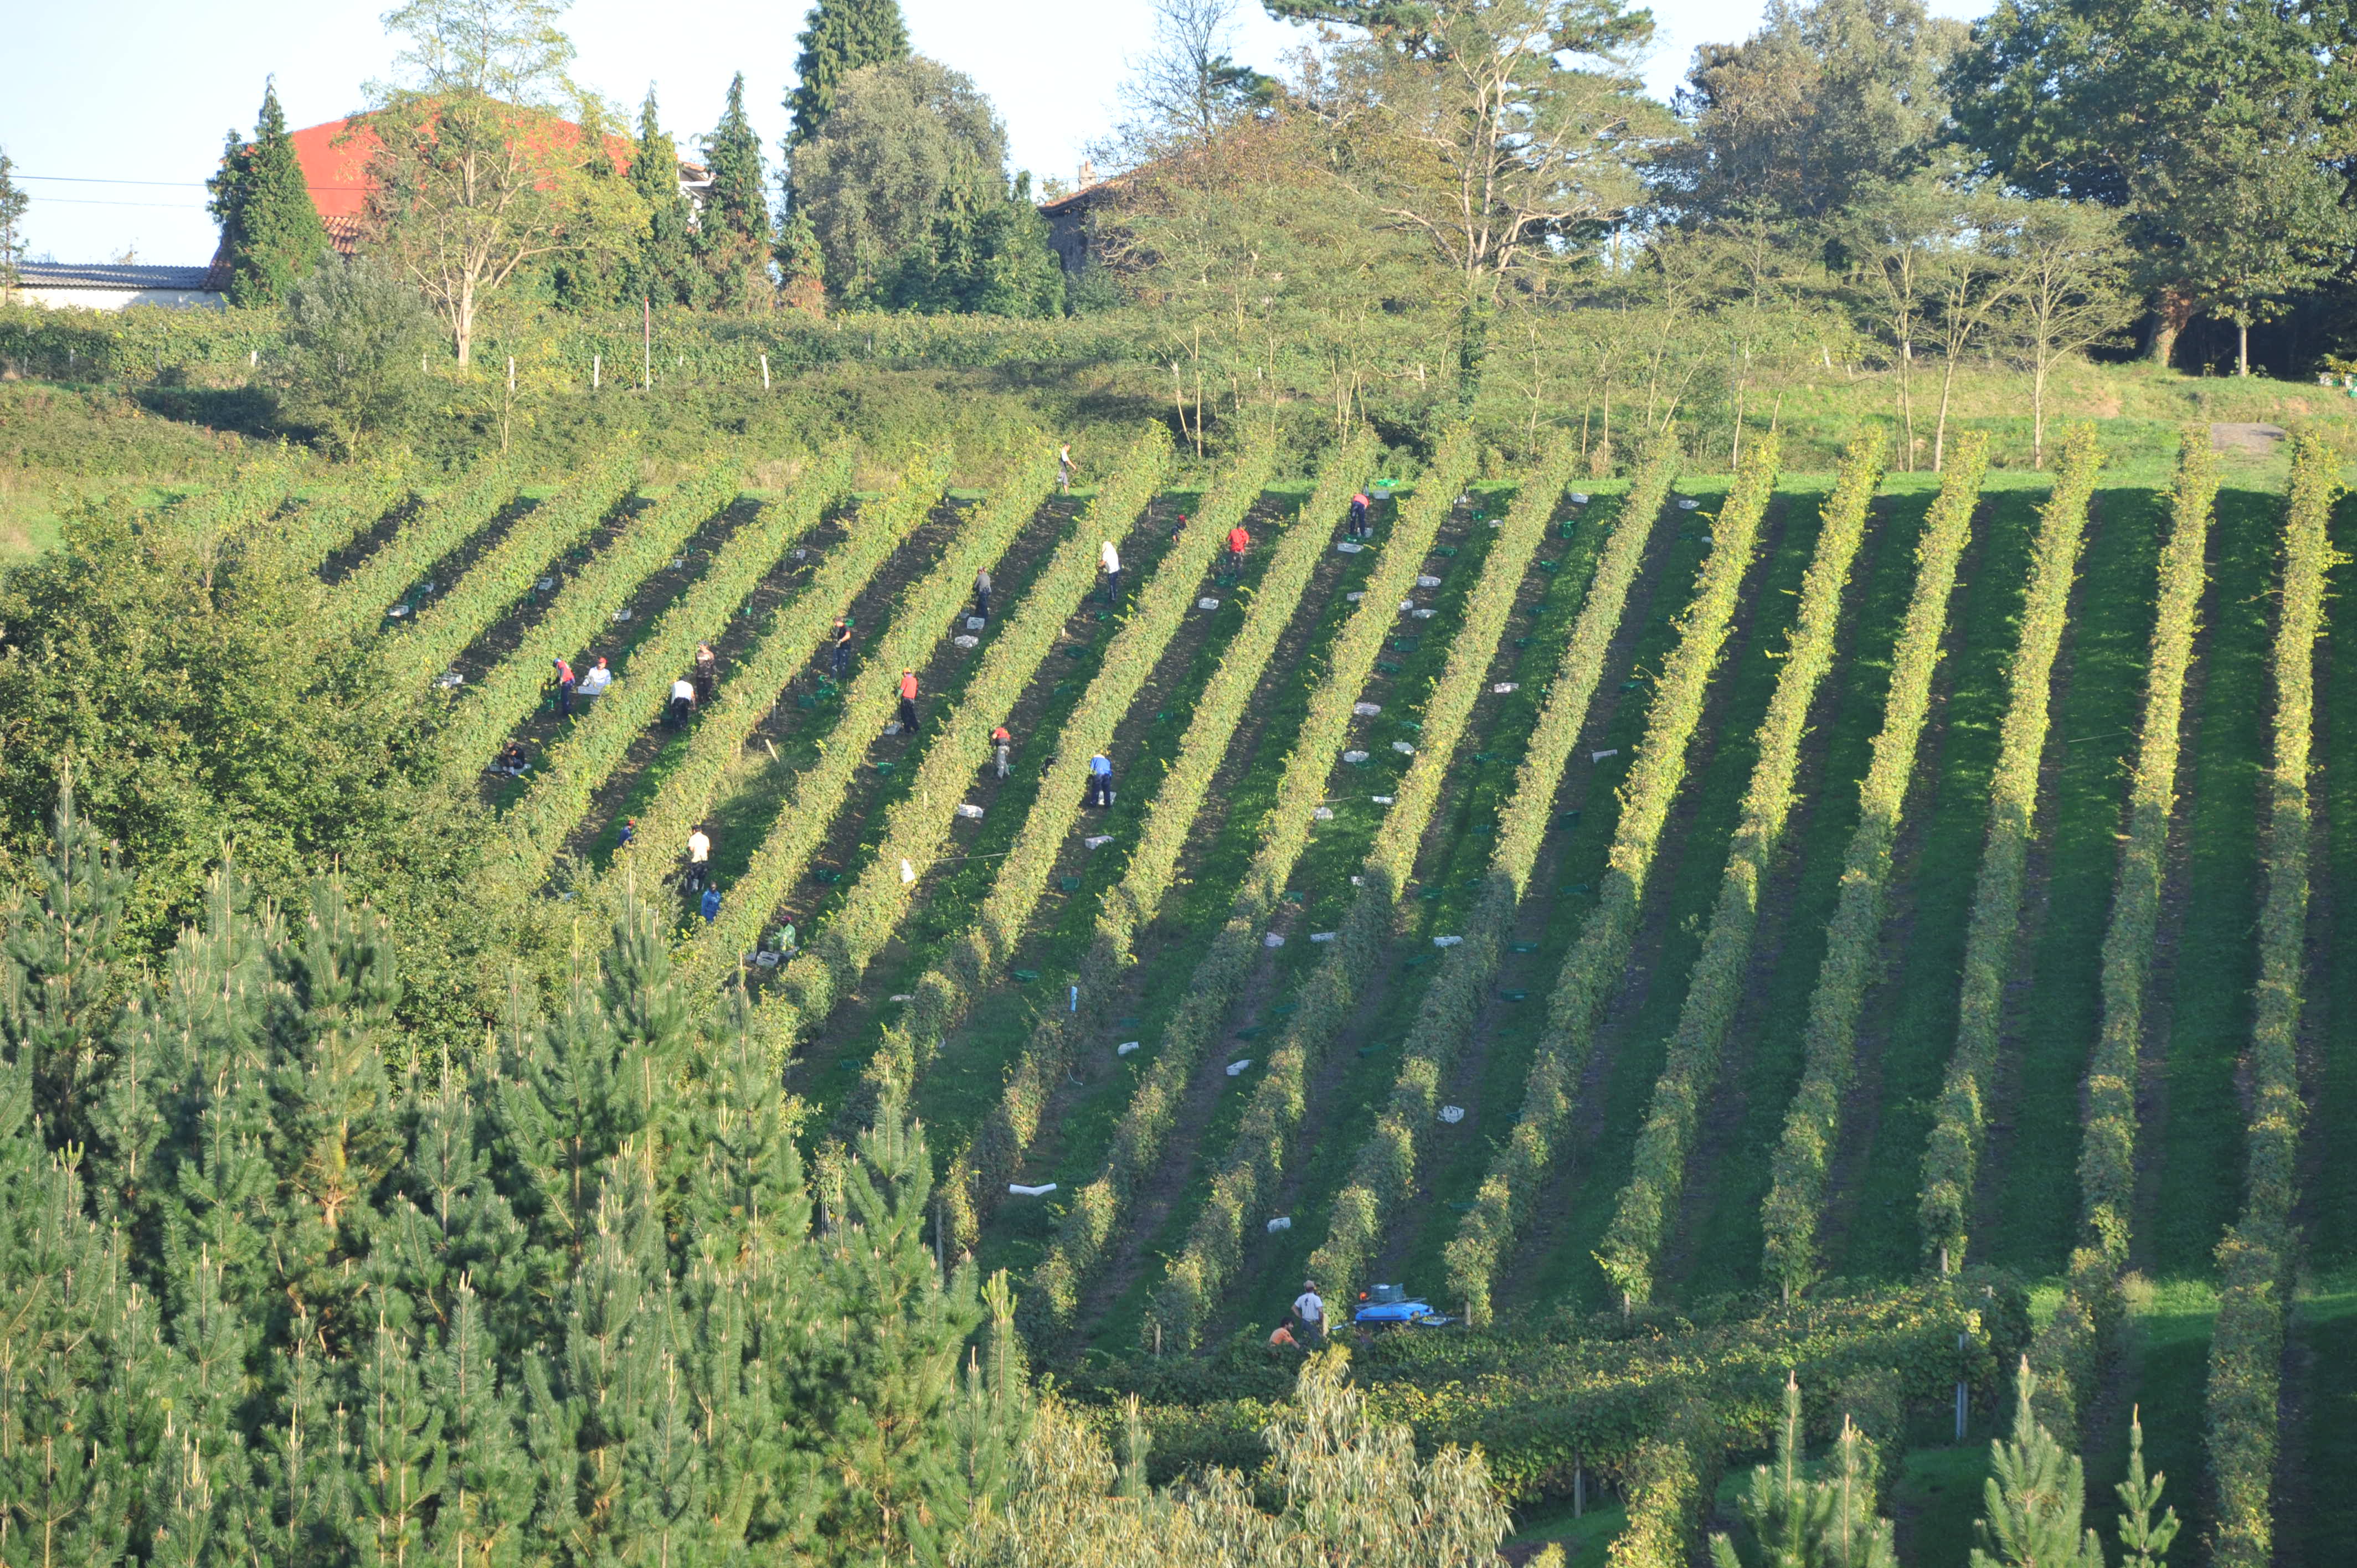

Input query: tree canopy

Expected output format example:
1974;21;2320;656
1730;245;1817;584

208;81;334;307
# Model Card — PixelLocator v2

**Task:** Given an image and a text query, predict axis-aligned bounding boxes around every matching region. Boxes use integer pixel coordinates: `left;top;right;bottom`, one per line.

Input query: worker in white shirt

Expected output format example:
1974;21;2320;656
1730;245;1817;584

578;656;613;702
1293;1280;1327;1342
686;825;712;891
1099;538;1120;605
668;676;696;729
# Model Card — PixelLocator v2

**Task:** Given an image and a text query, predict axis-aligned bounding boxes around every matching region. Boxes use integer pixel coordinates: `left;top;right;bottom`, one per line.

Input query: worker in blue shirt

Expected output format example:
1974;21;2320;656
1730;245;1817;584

700;883;722;924
1088;752;1113;809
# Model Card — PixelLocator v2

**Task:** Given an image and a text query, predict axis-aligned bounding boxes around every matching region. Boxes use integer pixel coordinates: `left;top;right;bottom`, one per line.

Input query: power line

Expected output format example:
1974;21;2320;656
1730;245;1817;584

25;198;212;210
18;175;372;190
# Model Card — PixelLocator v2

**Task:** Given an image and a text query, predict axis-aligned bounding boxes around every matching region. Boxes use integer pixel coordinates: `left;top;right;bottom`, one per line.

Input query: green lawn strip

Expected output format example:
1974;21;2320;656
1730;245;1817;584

323;455;517;641
592;449;953;898
843;433;1281;1114
2204;434;2331;1568
1295;440;1677;1307
1495;471;1828;1319
1666;475;1946;1303
1142;437;1581;1350
1381;482;1716;1305
430;458;747;783
747;430;1175;1061
915;439;1374;1233
1978;478;2173;1277
380;449;638;690
1442;447;1794;1323
2143;487;2278;1276
1918;426;2103;1273
1069;473;1505;1355
1212;468;1655;1329
675;453;1064;982
490;445;855;883
965;499;1390;1285
2305;491;2357;1269
2278;1272;2357;1565
1824;485;2047;1281
1597;432;1888;1308
1016;433;1478;1339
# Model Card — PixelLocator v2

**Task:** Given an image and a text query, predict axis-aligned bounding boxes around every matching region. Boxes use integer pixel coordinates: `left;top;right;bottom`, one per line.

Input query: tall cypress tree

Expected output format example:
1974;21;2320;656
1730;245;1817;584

207;80;331;307
700;73;774;308
626;86;704;308
787;0;912;146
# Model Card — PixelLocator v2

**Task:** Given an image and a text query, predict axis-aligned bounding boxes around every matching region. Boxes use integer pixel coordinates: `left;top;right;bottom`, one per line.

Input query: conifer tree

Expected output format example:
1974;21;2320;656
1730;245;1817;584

626;86;703;308
425;1279;536;1568
787;0;912;146
701;73;774;307
388;1057;528;1327
207;79;331;307
351;1308;446;1564
777;207;826;315
1713;1374;1834;1567
2114;1405;2179;1567
2;769;129;1148
1971;1360;2106;1568
253;1328;351;1567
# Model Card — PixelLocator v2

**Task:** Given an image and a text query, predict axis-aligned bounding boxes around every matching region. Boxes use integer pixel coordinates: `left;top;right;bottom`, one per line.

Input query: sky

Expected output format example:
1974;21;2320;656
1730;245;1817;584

4;0;1987;267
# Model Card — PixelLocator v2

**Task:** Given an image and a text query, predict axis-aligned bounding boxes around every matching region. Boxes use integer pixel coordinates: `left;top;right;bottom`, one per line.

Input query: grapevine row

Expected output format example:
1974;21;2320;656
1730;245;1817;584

1594;430;1886;1308
946;432;1378;1245
1021;427;1478;1335
2023;434;2219;1432
495;443;855;882
616;448;951;875
2204;433;2333;1568
1145;432;1575;1350
1442;435;1782;1325
1756;436;1988;1297
382;449;639;690
274;465;411;577
325;456;517;642
1915;425;2101;1272
746;428;1174;1058
681;449;1060;975
857;430;1281;1104
1303;434;1681;1305
432;458;749;782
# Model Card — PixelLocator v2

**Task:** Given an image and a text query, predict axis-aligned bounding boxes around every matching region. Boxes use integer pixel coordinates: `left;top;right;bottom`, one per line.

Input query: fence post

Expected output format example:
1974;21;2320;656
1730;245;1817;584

760;352;770;390
593;352;600;390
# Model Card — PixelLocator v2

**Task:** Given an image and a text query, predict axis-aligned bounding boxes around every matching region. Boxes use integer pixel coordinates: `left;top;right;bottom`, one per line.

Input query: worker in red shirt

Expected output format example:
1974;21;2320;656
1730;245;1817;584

897;668;919;734
1224;522;1250;581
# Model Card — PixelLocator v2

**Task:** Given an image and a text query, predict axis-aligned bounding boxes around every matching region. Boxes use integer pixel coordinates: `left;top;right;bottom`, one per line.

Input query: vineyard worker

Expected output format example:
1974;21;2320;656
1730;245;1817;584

832;617;853;682
495;740;530;777
668;677;697;729
1099;539;1121;605
1225;522;1251;579
553;657;577;718
1058;442;1075;495
974;566;992;622
1169;511;1187;545
1349;492;1373;539
700;883;722;924
1087;752;1113;809
686;826;712;891
579;656;613;702
617;817;636;849
898;668;920;734
692;642;719;703
1293;1281;1327;1343
1268;1319;1299;1352
994;725;1013;778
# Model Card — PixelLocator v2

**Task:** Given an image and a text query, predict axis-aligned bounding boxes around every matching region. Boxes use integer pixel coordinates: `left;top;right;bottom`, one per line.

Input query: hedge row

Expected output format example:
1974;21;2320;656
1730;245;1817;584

617;448;951;875
1118;1277;2016;1503
2203;432;2334;1568
860;431;1281;1107
747;429;1174;1059
1145;434;1576;1350
679;450;1059;974
1020;428;1478;1336
431;458;749;781
946;433;1377;1246
1443;437;1783;1325
494;444;855;881
1301;436;1682;1306
1594;432;1887;1309
1757;435;1989;1298
1916;425;2101;1272
274;465;411;576
324;457;518;643
380;450;638;690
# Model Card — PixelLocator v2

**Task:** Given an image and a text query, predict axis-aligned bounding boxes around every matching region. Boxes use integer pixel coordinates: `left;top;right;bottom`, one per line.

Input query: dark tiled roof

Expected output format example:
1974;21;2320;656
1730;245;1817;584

17;262;222;291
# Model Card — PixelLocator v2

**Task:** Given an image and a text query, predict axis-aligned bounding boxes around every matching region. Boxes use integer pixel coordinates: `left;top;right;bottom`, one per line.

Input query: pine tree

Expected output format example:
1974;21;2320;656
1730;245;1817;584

1713;1373;1833;1568
1;769;130;1148
787;0;912;146
2114;1405;2179;1567
253;1327;350;1567
776;207;827;316
1971;1359;2106;1568
626;86;704;309
207;79;331;307
349;1308;447;1564
425;1279;536;1568
700;73;774;308
387;1057;528;1328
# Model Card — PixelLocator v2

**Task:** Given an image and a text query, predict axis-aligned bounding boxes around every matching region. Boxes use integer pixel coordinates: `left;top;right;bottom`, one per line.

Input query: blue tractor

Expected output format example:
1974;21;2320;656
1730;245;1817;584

1351;1283;1454;1328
